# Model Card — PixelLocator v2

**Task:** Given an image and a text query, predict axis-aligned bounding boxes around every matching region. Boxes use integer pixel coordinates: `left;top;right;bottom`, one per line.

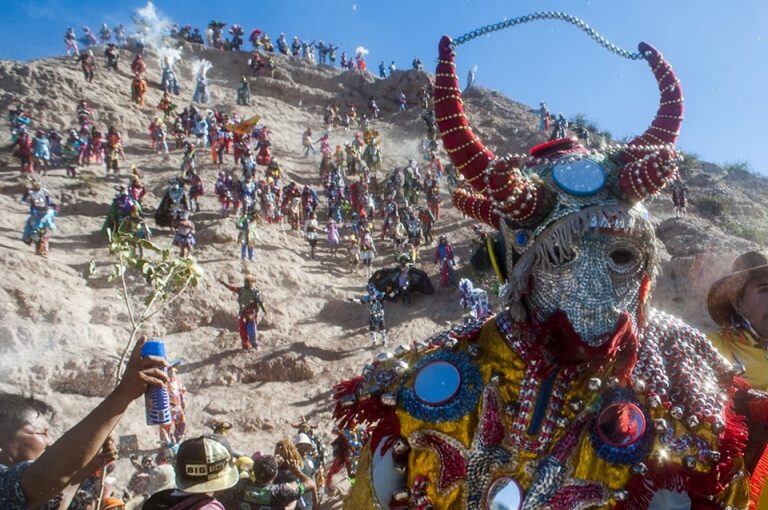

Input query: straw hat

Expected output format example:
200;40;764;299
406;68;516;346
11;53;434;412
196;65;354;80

707;251;768;325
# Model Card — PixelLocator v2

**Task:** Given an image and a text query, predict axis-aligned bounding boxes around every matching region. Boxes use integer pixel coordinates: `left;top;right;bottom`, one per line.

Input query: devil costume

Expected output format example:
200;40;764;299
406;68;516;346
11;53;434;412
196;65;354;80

335;14;755;510
193;75;210;104
155;178;191;228
459;278;490;321
161;59;180;95
353;284;388;346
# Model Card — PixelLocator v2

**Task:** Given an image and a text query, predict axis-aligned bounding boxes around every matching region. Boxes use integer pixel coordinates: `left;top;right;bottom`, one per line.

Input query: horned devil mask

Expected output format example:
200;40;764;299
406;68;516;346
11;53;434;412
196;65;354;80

436;20;683;346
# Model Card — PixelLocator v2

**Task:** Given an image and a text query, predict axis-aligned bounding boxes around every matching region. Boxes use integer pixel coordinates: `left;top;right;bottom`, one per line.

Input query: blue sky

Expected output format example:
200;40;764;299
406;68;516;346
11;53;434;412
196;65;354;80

1;0;766;173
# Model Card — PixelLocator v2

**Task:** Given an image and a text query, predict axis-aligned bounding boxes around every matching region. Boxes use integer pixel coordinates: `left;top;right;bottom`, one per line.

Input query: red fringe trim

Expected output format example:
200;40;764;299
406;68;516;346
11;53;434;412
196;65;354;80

751;446;768;509
332;376;400;454
528;310;638;383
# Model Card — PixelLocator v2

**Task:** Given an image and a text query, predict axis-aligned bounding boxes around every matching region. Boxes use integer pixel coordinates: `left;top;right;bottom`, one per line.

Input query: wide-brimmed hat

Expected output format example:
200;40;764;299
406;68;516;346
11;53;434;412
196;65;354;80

174;435;239;494
707;251;768;325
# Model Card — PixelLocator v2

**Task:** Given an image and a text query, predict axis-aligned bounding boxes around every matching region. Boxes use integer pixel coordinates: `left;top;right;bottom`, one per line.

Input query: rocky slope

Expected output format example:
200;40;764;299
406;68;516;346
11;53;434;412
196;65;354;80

0;42;766;504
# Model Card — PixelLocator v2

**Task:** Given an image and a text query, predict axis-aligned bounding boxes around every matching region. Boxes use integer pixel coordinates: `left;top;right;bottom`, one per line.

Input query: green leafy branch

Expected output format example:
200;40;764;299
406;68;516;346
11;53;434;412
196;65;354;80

87;224;204;383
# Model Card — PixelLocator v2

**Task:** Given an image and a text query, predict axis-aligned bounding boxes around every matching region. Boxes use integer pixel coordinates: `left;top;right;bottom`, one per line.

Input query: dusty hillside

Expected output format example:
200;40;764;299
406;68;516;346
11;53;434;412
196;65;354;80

0;41;766;503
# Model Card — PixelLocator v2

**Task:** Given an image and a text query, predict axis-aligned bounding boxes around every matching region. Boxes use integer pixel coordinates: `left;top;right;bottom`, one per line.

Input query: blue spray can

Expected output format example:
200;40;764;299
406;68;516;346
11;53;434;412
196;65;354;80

141;339;171;425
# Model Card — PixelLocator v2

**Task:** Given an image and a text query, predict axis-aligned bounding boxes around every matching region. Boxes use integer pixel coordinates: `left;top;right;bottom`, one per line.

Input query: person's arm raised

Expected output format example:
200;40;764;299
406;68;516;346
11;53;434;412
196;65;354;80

21;337;168;508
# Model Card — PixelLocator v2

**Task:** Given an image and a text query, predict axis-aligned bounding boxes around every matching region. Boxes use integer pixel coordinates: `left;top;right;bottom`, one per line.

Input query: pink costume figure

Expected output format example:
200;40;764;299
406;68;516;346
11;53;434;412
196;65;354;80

64;27;79;56
327;220;340;257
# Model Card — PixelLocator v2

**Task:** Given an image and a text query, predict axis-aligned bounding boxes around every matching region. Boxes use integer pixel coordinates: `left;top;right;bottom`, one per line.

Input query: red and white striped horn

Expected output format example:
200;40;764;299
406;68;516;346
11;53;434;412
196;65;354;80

619;42;683;201
437;36;554;225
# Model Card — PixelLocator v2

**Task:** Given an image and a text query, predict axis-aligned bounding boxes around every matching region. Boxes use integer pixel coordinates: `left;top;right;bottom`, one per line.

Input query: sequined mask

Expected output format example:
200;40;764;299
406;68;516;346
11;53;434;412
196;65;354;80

526;230;649;346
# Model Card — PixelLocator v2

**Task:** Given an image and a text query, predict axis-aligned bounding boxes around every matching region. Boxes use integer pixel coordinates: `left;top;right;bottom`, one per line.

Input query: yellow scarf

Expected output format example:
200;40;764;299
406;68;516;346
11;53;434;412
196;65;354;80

708;327;768;391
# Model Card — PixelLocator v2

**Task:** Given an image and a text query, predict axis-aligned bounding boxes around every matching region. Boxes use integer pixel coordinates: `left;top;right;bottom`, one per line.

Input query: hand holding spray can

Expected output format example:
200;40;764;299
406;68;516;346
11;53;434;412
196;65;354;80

140;339;171;425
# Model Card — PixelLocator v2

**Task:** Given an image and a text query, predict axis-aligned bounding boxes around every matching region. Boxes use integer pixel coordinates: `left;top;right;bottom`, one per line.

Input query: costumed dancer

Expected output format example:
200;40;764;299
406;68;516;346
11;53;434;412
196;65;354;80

114;24;127;46
303;211;321;259
532;101;550;132
76;49;96;83
418;206;436;245
186;170;204;212
180;141;197;175
128;167;147;203
172;210;196;257
398;91;407;111
276;33;289;55
550;112;568;140
359;228;377;277
160;55;181;95
21;180;57;257
466;66;477;89
367;97;379;119
215;170;235;216
671;175;687;217
105;127;124;176
64;27;79;56
237;76;251;106
194;115;208;147
229;24;245;50
104;43;119;71
148;117;169;154
325;423;366;495
80;26;97;48
574;123;591;146
336;26;756;510
350;283;388;346
102;185;137;235
155;177;191;228
425;174;442;220
220;275;268;350
157;92;176;122
99;23;111;44
256;126;271;166
130;53;147;76
13;130;34;173
131;73;147;106
327;219;341;257
347;236;361;271
458;278;490;321
303;127;317;156
192;60;212;104
239;175;258;215
236;209;260;260
434;234;456;288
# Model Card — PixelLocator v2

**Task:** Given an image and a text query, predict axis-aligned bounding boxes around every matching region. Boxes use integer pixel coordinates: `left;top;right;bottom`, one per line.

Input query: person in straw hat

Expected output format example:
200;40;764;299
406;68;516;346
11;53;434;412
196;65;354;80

708;250;768;388
707;250;768;508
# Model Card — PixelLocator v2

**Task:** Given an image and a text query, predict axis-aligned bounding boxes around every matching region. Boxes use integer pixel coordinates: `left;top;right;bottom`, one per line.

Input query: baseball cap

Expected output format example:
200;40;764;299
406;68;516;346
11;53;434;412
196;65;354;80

174;435;239;493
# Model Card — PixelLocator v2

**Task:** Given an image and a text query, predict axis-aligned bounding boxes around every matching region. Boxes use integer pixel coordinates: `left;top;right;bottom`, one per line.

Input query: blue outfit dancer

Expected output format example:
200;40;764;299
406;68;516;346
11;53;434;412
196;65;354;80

349;284;388;345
